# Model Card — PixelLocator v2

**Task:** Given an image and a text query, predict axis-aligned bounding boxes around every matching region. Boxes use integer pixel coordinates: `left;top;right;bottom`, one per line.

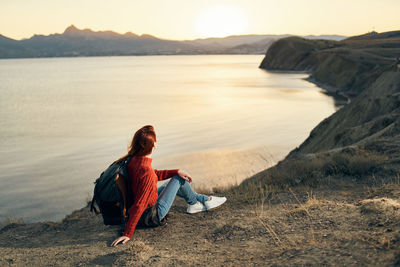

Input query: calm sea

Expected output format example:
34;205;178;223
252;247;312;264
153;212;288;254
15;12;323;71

0;55;336;223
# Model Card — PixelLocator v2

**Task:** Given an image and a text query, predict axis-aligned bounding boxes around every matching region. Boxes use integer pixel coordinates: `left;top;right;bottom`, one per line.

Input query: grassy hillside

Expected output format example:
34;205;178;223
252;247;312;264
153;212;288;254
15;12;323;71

258;31;400;158
293;72;400;155
233;31;400;197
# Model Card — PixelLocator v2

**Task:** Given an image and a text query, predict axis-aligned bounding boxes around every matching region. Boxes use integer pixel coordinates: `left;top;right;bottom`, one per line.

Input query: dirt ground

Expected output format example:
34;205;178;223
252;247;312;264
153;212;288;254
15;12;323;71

1;182;400;266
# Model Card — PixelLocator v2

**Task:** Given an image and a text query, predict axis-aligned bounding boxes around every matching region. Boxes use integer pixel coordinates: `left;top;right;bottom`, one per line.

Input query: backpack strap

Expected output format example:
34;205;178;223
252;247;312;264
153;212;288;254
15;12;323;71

115;173;129;220
116;155;133;220
90;195;100;214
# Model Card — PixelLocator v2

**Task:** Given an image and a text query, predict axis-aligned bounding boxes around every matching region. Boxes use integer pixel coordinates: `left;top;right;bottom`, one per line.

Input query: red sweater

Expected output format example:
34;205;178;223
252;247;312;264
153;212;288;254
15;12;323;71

123;156;178;238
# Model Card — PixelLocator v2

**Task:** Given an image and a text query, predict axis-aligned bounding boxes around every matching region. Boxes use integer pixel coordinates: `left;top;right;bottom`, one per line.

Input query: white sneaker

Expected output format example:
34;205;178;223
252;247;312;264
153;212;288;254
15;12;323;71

205;196;227;211
187;201;206;214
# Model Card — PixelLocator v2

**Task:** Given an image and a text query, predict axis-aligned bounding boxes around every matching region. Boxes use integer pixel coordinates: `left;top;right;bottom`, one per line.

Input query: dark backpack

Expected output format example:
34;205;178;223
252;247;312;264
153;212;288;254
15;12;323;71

90;156;132;225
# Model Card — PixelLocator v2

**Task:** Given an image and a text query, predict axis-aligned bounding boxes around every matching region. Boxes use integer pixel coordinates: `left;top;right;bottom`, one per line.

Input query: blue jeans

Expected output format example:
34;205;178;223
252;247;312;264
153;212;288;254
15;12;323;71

156;175;208;220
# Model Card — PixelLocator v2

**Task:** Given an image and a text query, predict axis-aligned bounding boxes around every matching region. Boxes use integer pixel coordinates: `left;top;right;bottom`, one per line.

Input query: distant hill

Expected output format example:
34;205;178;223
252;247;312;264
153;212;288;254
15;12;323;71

346;30;400;41
0;25;347;58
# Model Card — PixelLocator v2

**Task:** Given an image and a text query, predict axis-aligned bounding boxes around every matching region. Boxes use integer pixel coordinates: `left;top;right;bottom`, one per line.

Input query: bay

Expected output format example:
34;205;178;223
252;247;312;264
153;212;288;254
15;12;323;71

0;55;336;222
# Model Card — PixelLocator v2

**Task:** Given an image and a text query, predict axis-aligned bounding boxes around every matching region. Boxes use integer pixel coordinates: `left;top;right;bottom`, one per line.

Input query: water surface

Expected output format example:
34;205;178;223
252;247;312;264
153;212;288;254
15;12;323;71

0;55;336;222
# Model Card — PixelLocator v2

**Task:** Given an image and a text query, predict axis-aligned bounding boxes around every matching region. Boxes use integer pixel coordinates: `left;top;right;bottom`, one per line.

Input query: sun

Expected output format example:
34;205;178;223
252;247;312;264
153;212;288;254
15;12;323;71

196;5;248;38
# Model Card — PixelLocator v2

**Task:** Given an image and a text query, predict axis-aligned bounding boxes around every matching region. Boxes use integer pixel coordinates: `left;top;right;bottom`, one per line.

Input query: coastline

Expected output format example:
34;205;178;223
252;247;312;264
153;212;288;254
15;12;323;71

260;68;352;106
305;76;351;105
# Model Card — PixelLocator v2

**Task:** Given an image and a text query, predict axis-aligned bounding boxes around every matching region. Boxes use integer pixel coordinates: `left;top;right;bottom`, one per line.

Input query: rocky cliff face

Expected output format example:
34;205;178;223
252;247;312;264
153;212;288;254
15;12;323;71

259;37;335;71
260;33;399;97
259;31;400;170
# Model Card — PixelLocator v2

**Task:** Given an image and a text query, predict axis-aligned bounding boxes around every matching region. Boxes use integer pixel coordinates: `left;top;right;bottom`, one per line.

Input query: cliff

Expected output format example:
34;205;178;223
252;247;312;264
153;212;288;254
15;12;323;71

260;33;399;97
292;72;400;156
259;31;400;161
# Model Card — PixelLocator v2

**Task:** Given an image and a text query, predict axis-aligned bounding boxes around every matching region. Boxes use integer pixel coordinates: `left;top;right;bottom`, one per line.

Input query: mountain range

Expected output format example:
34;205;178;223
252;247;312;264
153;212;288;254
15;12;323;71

0;25;347;58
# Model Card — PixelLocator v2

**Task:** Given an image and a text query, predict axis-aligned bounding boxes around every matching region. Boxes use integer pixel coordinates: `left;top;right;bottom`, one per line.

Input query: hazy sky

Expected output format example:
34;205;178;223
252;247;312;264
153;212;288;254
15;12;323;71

1;0;399;40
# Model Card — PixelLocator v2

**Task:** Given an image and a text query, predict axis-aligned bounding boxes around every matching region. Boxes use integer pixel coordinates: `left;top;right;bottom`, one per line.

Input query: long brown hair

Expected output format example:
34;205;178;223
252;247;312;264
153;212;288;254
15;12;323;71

116;125;157;162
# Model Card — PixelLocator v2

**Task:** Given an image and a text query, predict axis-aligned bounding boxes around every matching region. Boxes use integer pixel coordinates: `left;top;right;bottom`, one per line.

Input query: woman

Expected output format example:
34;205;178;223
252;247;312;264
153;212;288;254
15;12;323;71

111;125;227;246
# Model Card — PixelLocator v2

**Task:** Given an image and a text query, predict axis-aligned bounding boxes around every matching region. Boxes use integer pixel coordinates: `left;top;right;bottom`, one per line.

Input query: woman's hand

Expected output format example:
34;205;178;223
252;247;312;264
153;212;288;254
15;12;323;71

111;236;130;247
178;169;192;183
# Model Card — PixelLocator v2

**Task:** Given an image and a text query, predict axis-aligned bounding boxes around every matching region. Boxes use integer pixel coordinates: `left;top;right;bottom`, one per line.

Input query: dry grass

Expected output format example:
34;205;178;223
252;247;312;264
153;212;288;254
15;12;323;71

0;217;24;229
271;149;387;186
253;195;288;249
231;148;389;202
252;189;327;251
